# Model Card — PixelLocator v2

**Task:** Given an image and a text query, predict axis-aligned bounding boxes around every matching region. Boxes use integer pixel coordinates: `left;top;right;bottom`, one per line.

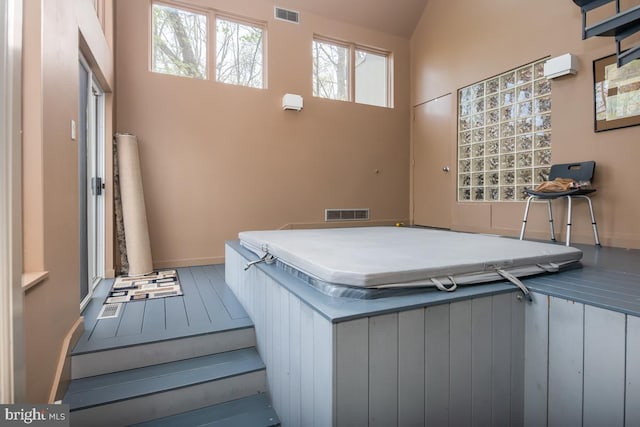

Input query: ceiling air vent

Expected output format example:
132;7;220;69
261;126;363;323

325;209;370;222
275;7;300;24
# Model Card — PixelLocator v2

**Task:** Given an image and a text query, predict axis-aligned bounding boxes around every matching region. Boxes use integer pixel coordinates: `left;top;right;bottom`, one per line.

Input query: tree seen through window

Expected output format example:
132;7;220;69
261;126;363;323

152;3;207;79
313;39;349;101
216;18;264;88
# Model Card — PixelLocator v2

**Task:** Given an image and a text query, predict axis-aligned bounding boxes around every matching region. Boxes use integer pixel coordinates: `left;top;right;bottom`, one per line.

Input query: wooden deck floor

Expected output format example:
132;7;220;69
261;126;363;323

524;243;640;316
74;264;252;354
75;242;640;355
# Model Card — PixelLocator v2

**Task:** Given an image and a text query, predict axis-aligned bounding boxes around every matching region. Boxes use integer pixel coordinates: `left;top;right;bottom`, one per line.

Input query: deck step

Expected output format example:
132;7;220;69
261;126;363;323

131;393;280;427
64;348;267;427
71;325;256;379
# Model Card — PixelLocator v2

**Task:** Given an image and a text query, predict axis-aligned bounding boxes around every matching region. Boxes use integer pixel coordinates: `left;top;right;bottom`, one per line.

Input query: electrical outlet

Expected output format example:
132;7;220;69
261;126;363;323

71;119;76;140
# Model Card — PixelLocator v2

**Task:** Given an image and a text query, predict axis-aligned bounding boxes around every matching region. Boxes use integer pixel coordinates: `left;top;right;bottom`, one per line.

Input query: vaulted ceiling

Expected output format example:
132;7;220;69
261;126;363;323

277;0;429;38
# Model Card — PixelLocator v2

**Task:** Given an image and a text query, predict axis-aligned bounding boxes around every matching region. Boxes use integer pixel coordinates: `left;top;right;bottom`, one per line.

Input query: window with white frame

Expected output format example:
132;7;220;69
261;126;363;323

312;37;390;107
152;2;208;79
457;58;552;202
216;17;265;89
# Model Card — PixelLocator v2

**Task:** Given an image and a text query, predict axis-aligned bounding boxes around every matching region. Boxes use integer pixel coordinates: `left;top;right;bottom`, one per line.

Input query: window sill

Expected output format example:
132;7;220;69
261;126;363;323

22;271;49;292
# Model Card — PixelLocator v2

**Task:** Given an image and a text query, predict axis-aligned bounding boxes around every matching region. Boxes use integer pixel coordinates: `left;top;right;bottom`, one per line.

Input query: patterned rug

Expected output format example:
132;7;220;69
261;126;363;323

105;270;183;304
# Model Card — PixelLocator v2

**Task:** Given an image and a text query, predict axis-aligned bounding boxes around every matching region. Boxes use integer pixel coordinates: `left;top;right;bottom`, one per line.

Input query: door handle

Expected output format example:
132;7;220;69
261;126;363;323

442;166;450;173
91;177;104;196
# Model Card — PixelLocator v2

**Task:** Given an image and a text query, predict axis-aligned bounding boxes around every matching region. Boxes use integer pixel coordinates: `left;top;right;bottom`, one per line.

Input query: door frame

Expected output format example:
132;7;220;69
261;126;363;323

79;54;105;311
0;0;24;403
411;94;455;229
88;73;106;290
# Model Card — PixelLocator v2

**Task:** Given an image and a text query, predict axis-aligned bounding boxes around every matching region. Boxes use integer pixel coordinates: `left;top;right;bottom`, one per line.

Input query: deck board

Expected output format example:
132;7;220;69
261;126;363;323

177;267;212;326
116;301;145;337
82;278;113;331
130;393;279;427
74;265;252;354
190;266;235;327
141;299;166;335
88;313;122;341
164;292;189;332
204;264;248;320
65;348;264;411
526;268;640;316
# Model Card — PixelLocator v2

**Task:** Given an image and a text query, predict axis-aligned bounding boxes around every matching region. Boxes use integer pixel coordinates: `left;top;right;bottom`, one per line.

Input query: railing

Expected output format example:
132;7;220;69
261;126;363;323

574;0;640;66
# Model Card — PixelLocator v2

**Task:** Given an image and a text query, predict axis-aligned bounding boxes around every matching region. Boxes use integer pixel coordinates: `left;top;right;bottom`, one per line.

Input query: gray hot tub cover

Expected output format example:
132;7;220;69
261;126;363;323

238;226;582;297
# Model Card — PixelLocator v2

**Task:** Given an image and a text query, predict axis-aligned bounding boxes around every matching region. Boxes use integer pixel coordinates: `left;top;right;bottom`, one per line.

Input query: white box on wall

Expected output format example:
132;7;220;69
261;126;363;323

282;94;303;111
544;54;578;79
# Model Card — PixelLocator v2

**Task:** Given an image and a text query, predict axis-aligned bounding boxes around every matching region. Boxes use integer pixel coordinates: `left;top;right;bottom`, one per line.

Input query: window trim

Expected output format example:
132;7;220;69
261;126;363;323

151;1;210;23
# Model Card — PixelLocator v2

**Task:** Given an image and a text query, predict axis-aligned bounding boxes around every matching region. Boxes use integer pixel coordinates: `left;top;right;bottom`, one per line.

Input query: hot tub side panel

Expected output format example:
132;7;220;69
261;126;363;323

524;293;640;427
332;294;525;427
226;244;335;427
226;242;526;427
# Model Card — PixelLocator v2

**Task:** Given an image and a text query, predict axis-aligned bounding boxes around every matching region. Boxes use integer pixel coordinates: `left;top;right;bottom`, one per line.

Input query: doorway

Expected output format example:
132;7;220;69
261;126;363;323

412;94;454;229
79;55;105;309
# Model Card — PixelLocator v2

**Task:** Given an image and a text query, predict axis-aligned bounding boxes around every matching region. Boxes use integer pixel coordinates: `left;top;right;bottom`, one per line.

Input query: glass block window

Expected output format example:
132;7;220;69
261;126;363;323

457;59;552;202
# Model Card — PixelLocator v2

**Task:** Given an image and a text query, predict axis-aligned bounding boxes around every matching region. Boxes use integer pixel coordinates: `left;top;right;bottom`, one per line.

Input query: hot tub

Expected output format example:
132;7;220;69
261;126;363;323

224;228;576;426
238;226;582;298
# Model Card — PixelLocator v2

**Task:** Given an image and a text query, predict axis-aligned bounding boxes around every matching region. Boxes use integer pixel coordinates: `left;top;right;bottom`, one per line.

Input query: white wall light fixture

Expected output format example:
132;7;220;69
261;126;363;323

282;93;303;111
544;53;578;79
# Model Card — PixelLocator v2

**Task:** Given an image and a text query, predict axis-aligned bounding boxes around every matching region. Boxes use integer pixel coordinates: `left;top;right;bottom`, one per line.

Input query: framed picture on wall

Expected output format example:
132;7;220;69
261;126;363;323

593;54;640;132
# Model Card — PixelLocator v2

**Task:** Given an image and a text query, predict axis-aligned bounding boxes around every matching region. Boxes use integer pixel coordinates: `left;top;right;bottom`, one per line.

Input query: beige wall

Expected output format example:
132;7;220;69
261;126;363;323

115;0;411;268
19;0;640;406
22;0;113;402
411;0;640;248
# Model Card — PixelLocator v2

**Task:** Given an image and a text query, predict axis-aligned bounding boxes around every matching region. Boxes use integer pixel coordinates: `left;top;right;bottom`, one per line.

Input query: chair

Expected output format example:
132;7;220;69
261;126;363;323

519;161;601;246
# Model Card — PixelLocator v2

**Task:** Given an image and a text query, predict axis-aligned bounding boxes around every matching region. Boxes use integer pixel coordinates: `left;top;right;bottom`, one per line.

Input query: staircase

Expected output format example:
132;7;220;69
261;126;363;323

62;268;280;426
63;325;279;426
573;0;640;66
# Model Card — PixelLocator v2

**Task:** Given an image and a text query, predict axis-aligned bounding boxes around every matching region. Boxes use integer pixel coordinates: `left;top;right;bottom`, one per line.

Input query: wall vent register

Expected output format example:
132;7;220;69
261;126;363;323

325;209;370;222
275;7;300;23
